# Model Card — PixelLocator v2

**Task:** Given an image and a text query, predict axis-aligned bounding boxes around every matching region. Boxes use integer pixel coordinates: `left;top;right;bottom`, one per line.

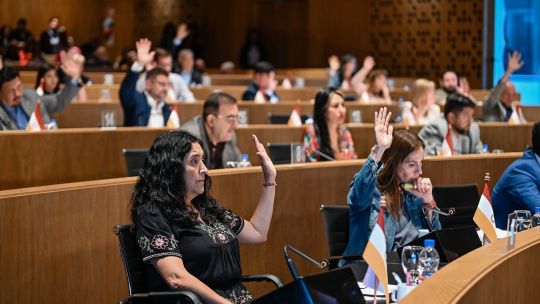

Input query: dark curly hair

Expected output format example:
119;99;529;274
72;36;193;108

130;130;229;228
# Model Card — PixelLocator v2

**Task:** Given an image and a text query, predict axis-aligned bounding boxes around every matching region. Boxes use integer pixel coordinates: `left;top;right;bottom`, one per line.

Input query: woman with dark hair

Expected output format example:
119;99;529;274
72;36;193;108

35;64;60;96
341;108;441;262
303;87;357;161
131;131;276;304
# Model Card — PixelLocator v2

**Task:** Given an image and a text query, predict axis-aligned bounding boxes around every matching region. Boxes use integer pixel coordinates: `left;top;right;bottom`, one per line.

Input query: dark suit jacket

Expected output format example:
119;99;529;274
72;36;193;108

119;70;172;127
241;82;280;101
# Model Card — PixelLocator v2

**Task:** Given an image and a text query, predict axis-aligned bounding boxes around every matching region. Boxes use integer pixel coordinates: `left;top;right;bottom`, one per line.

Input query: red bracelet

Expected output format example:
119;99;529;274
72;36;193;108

262;181;277;187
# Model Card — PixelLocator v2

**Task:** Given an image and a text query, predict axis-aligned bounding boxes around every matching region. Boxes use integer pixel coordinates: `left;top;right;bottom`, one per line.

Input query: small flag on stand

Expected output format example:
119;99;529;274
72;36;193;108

288;104;302;126
362;207;389;304
166;105;181;129
25;102;45;131
473;173;497;243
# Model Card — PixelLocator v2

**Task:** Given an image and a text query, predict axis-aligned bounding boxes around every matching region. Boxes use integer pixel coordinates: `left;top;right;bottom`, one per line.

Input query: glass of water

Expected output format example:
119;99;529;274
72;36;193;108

514;210;532;232
401;245;423;286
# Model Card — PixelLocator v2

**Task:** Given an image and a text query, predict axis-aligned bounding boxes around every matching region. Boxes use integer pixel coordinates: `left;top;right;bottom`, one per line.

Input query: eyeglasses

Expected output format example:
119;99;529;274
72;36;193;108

215;114;239;123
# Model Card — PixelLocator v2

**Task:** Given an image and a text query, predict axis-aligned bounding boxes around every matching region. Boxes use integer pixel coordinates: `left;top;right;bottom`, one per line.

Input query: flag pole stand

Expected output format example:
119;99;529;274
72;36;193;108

372;277;378;304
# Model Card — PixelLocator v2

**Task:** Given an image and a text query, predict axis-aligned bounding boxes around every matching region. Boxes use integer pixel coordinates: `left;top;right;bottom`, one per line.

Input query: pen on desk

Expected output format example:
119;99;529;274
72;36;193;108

392;272;403;285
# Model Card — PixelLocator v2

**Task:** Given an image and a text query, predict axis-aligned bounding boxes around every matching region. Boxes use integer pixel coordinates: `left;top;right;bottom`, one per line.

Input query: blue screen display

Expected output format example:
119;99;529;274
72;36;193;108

494;0;540;105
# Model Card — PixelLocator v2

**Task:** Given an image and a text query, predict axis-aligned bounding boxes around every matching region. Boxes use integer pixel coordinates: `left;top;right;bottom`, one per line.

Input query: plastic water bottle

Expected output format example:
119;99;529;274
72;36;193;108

419;239;440;279
237;154;252;168
532;207;540;227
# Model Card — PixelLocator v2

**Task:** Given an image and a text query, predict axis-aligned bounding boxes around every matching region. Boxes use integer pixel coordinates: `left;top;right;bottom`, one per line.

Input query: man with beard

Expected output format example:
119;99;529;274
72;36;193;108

434;71;474;106
419;92;483;155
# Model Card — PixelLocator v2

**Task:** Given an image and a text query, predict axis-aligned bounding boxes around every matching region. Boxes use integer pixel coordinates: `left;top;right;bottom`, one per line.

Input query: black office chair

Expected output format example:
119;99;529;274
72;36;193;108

267;113;310;124
122;148;149;177
432;183;479;229
320;205;351;269
113;225;283;304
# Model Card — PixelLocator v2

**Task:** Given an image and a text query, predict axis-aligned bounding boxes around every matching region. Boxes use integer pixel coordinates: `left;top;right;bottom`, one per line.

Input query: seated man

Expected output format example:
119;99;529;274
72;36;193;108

0;53;82;130
136;48;195;102
174;48;202;86
492;122;540;229
241;61;279;102
180;92;242;169
120;38;173;127
419;93;483;156
434;71;474;106
483;51;526;123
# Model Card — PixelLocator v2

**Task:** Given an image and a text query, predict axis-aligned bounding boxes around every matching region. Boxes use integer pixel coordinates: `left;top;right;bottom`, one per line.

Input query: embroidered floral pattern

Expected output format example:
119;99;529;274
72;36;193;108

138;235;153;253
151;235;169;249
220;283;253;304
197;220;237;244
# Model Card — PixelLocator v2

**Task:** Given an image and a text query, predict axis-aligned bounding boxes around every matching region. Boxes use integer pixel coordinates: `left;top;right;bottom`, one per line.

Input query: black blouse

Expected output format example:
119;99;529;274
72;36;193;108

136;203;252;303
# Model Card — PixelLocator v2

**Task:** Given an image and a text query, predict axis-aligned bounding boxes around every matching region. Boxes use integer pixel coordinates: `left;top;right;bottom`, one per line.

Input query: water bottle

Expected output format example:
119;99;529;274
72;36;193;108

237;154;252;168
46;118;59;130
419;239;440;279
532;207;540;227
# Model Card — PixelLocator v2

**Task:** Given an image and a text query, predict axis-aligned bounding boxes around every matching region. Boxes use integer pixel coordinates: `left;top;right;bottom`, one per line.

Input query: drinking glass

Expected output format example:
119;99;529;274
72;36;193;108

401;245;423;286
515;210;532;232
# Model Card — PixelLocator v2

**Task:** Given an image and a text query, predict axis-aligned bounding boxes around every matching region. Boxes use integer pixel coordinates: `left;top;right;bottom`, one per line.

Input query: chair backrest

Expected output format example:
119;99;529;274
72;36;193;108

266;142;304;165
320;205;350;257
433;184;479;229
267;113;310;124
113;224;148;295
122;148;149;177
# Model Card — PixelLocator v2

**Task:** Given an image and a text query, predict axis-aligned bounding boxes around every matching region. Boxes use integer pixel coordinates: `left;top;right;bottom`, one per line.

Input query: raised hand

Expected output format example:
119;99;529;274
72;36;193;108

374;107;393;150
135;38;155;67
252;134;276;184
176;23;190;40
59;50;83;80
328;55;340;72
362;56;375;71
507;51;524;75
457;77;470;94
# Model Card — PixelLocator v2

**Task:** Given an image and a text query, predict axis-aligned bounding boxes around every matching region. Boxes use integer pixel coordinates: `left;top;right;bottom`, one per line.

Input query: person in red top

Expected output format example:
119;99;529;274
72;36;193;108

303;87;357;161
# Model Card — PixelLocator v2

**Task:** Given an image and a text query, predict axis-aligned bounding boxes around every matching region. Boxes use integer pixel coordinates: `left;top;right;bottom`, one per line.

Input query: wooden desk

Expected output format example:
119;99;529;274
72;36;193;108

234;123;533;159
0;127;167;190
0;153;521;304
0;123;531;190
402;226;540;303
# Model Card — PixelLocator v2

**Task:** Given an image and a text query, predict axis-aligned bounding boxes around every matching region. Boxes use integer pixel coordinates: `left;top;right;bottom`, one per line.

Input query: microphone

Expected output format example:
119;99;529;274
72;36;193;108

283;245;316;304
308;147;336;161
285;245;328;272
427;207;455;216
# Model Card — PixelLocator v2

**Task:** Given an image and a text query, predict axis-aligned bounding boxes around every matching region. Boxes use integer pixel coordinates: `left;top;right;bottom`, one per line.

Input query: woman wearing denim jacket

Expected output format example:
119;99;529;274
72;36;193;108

340;107;441;265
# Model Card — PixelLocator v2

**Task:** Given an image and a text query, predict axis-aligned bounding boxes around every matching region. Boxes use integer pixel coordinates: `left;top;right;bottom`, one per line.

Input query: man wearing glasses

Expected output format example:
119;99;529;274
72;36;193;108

181;92;242;169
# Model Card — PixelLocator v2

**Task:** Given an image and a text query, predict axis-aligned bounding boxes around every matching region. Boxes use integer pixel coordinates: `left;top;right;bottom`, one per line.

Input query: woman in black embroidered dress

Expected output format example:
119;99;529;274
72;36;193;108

131;130;276;304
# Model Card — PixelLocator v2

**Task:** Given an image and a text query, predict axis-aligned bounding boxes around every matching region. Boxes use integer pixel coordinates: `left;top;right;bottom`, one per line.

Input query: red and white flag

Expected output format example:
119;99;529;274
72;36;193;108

473;180;497;243
25;102;45;131
439;126;453;156
288;104;302;126
508;104;524;124
166;105;181;129
362;207;389;304
254;90;267;104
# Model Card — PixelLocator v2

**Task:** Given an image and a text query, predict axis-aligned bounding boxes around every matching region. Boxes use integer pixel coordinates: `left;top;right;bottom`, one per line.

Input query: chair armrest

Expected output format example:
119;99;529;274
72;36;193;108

242;274;284;288
126;290;203;304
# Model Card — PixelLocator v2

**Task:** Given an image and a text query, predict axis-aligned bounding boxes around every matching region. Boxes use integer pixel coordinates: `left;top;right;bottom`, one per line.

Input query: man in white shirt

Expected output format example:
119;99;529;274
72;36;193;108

135;48;195;102
120;38;174;127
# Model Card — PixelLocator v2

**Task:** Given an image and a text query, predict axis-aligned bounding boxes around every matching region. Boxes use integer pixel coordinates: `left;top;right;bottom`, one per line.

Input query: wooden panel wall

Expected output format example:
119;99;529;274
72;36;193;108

0;0;135;59
2;0;485;86
367;0;485;88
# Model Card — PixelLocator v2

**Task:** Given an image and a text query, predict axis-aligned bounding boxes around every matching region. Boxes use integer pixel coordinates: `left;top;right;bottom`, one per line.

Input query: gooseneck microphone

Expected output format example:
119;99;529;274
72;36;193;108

309;147;336;161
283;245;315;304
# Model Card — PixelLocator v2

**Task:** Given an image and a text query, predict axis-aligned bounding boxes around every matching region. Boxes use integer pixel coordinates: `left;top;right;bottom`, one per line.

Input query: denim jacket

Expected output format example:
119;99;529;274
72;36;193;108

340;155;441;266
